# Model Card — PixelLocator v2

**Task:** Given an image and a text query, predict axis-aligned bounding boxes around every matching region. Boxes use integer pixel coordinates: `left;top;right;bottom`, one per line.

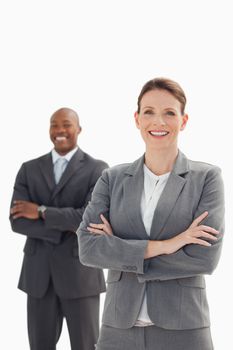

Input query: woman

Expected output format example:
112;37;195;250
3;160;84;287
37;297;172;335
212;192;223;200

78;78;224;350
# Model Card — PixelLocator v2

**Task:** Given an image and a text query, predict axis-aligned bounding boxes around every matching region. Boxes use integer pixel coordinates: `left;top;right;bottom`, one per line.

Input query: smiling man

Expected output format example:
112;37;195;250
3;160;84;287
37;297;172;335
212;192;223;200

10;107;108;350
50;108;81;155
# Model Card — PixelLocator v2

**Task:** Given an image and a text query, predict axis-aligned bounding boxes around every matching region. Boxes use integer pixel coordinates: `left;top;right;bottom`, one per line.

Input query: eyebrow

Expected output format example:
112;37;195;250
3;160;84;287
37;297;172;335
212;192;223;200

164;107;177;111
142;106;154;110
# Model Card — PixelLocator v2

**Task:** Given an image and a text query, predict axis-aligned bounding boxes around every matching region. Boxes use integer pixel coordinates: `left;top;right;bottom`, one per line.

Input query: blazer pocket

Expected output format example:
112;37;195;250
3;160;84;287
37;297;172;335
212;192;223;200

106;270;122;283
177;276;206;289
23;238;37;256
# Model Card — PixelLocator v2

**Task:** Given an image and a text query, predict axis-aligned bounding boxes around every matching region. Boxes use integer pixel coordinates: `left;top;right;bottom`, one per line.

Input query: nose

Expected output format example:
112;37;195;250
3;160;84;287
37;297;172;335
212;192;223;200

152;114;166;125
56;125;66;133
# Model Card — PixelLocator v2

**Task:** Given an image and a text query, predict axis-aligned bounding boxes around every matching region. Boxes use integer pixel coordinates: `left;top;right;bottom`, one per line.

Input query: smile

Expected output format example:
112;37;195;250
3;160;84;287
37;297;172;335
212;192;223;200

149;131;169;136
55;136;67;141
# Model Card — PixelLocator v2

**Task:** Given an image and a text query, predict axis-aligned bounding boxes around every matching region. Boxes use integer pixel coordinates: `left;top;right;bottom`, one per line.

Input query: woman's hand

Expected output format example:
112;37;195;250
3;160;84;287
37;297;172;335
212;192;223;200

163;211;219;254
145;211;220;259
87;214;113;236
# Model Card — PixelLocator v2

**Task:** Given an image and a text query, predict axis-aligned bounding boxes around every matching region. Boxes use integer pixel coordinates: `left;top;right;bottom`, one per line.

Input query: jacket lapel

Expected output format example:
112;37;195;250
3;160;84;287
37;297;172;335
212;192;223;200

51;148;85;200
150;150;189;239
123;156;148;239
123;151;190;240
39;153;56;192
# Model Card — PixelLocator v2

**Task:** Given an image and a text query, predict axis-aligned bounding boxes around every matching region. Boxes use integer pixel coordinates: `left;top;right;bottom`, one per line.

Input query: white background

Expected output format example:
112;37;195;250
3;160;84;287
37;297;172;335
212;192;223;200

0;1;232;349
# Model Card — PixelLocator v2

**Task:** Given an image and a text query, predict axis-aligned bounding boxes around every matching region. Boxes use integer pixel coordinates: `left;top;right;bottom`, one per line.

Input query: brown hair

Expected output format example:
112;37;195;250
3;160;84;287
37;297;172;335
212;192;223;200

137;77;186;115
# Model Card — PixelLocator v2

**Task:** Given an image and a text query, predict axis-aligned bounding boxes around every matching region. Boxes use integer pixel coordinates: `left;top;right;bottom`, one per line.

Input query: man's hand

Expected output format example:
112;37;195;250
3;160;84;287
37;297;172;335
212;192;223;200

10;200;39;220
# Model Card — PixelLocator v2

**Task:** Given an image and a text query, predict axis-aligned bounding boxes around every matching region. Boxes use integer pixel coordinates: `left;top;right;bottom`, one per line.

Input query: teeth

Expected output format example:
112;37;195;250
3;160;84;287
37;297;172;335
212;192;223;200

55;136;67;141
150;131;168;136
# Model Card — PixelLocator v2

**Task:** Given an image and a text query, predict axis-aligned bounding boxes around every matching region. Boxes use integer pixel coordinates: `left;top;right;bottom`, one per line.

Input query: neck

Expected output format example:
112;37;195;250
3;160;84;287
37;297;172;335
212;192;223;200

144;147;178;176
55;145;78;156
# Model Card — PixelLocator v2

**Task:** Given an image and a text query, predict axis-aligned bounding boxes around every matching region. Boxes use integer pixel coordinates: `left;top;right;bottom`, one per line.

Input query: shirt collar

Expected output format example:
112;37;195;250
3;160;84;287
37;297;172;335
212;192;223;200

143;164;170;181
51;146;78;165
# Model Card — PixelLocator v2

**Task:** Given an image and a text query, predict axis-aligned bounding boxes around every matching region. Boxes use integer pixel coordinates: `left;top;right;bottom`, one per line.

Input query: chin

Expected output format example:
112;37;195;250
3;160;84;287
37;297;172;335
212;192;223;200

55;147;68;155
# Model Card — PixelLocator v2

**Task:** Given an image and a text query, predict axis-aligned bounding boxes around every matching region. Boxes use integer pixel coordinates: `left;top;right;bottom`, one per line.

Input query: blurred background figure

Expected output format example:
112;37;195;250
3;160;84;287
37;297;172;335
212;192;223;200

10;107;108;350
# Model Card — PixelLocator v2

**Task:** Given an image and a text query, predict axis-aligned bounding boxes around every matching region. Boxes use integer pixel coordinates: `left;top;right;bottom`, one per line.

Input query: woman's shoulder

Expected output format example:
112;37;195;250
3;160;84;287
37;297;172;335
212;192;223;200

188;158;221;171
187;158;222;179
102;162;133;178
101;156;143;180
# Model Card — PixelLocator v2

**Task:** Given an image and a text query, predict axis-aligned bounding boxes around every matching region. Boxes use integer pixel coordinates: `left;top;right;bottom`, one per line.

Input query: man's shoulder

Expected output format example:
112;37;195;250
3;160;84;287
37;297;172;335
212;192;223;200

22;153;51;167
81;150;108;168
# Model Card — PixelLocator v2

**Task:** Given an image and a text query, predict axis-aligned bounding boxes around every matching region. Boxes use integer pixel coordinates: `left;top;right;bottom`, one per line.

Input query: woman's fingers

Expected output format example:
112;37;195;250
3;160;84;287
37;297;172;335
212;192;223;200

87;227;109;235
198;225;219;235
87;214;113;236
197;231;218;241
191;238;212;247
100;214;113;235
100;214;110;225
184;226;219;247
189;211;208;228
89;223;105;229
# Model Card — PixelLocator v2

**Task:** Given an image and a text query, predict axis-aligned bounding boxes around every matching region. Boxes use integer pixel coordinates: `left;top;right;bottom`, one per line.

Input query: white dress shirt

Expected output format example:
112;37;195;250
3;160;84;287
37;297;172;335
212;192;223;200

135;164;170;326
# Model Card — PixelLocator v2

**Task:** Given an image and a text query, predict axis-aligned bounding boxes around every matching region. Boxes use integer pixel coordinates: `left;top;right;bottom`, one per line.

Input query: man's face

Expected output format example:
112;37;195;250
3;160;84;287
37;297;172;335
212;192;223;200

49;109;81;155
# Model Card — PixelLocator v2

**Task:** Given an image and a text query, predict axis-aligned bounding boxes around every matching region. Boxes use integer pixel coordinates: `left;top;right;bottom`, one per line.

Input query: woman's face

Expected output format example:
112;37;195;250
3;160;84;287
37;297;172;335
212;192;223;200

134;89;188;152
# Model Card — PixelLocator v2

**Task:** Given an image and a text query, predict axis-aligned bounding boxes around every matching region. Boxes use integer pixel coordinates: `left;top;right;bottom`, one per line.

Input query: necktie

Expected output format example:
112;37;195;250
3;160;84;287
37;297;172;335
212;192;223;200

54;158;68;184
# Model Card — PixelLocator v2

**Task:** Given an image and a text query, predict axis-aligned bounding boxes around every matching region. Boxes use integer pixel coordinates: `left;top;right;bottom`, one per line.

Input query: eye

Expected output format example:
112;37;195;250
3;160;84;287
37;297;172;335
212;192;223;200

165;111;176;116
144;109;153;115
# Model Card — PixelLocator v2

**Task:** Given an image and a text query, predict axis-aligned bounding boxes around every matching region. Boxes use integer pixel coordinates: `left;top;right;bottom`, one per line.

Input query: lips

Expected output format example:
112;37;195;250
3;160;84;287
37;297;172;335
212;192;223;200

149;131;169;136
54;136;67;142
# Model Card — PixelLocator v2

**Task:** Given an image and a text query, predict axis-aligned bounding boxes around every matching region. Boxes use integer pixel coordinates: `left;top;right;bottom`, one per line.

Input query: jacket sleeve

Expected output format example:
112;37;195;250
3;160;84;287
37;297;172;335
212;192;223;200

44;162;108;232
9;164;61;244
137;166;225;282
78;169;148;274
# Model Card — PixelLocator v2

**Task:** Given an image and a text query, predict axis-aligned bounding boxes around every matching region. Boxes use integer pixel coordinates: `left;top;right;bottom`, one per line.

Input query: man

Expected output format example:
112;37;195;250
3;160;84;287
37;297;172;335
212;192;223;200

10;107;108;350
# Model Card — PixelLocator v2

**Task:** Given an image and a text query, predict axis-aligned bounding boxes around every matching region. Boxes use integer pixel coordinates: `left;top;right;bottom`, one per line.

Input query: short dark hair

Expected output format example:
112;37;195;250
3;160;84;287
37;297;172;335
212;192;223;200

137;77;186;115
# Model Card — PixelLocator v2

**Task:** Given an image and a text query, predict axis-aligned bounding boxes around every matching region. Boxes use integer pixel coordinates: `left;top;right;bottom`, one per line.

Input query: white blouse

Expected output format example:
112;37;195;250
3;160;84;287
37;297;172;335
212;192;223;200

135;164;170;326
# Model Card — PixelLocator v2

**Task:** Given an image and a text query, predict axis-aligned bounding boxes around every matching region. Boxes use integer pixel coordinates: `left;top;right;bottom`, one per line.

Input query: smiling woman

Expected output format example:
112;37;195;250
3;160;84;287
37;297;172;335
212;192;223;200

134;79;188;175
78;77;225;350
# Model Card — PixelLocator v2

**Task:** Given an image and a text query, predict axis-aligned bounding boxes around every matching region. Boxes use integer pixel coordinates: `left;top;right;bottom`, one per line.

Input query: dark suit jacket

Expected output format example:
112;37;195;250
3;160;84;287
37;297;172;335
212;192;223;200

10;148;107;299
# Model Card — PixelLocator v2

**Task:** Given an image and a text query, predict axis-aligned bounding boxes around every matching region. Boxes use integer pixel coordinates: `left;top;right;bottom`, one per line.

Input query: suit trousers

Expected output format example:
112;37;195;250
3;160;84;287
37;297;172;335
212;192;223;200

27;281;99;350
96;324;214;350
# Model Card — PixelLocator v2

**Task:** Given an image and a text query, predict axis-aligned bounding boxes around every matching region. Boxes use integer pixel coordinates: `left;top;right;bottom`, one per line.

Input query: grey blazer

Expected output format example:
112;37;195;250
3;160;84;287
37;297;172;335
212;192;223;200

10;148;108;299
78;150;225;330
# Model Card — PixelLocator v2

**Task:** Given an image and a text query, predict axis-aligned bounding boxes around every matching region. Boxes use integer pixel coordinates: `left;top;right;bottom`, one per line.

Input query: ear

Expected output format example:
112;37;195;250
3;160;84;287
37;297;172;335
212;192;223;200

134;112;140;129
77;126;82;134
180;114;188;131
